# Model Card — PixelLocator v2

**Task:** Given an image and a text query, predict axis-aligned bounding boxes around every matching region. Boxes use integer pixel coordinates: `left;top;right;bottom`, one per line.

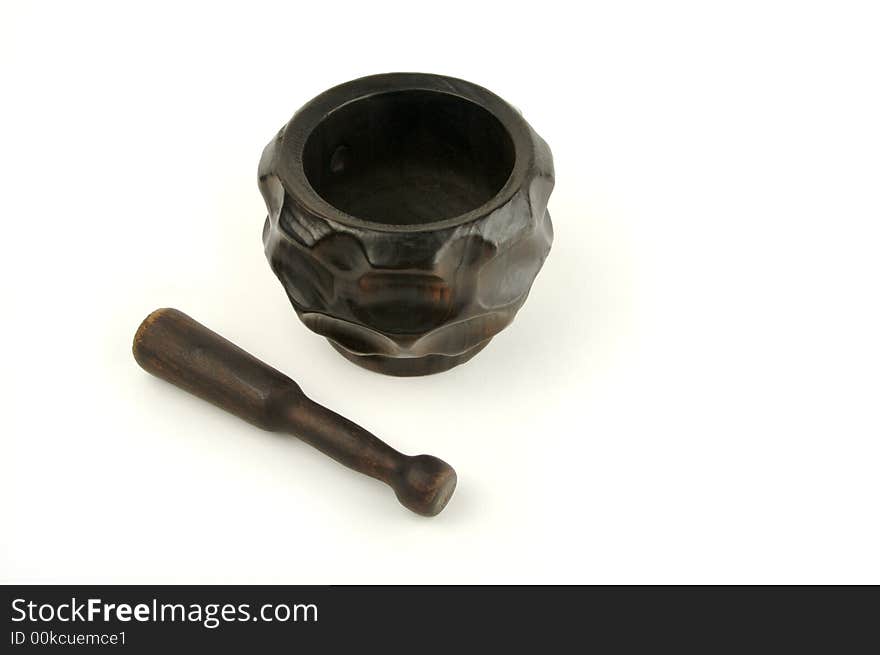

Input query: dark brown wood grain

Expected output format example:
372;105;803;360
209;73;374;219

133;308;456;516
259;73;554;376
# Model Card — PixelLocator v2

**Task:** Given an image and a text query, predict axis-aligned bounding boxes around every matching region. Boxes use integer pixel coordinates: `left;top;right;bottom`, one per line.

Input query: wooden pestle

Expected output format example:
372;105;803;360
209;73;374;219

132;308;456;516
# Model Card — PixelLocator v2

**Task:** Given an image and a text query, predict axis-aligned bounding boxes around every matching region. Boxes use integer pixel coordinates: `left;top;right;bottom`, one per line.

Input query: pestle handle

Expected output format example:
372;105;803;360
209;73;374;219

132;308;456;516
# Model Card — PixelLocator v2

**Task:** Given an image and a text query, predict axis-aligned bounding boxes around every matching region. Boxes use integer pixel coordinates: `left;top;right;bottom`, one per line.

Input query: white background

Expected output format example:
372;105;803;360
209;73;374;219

2;1;878;584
